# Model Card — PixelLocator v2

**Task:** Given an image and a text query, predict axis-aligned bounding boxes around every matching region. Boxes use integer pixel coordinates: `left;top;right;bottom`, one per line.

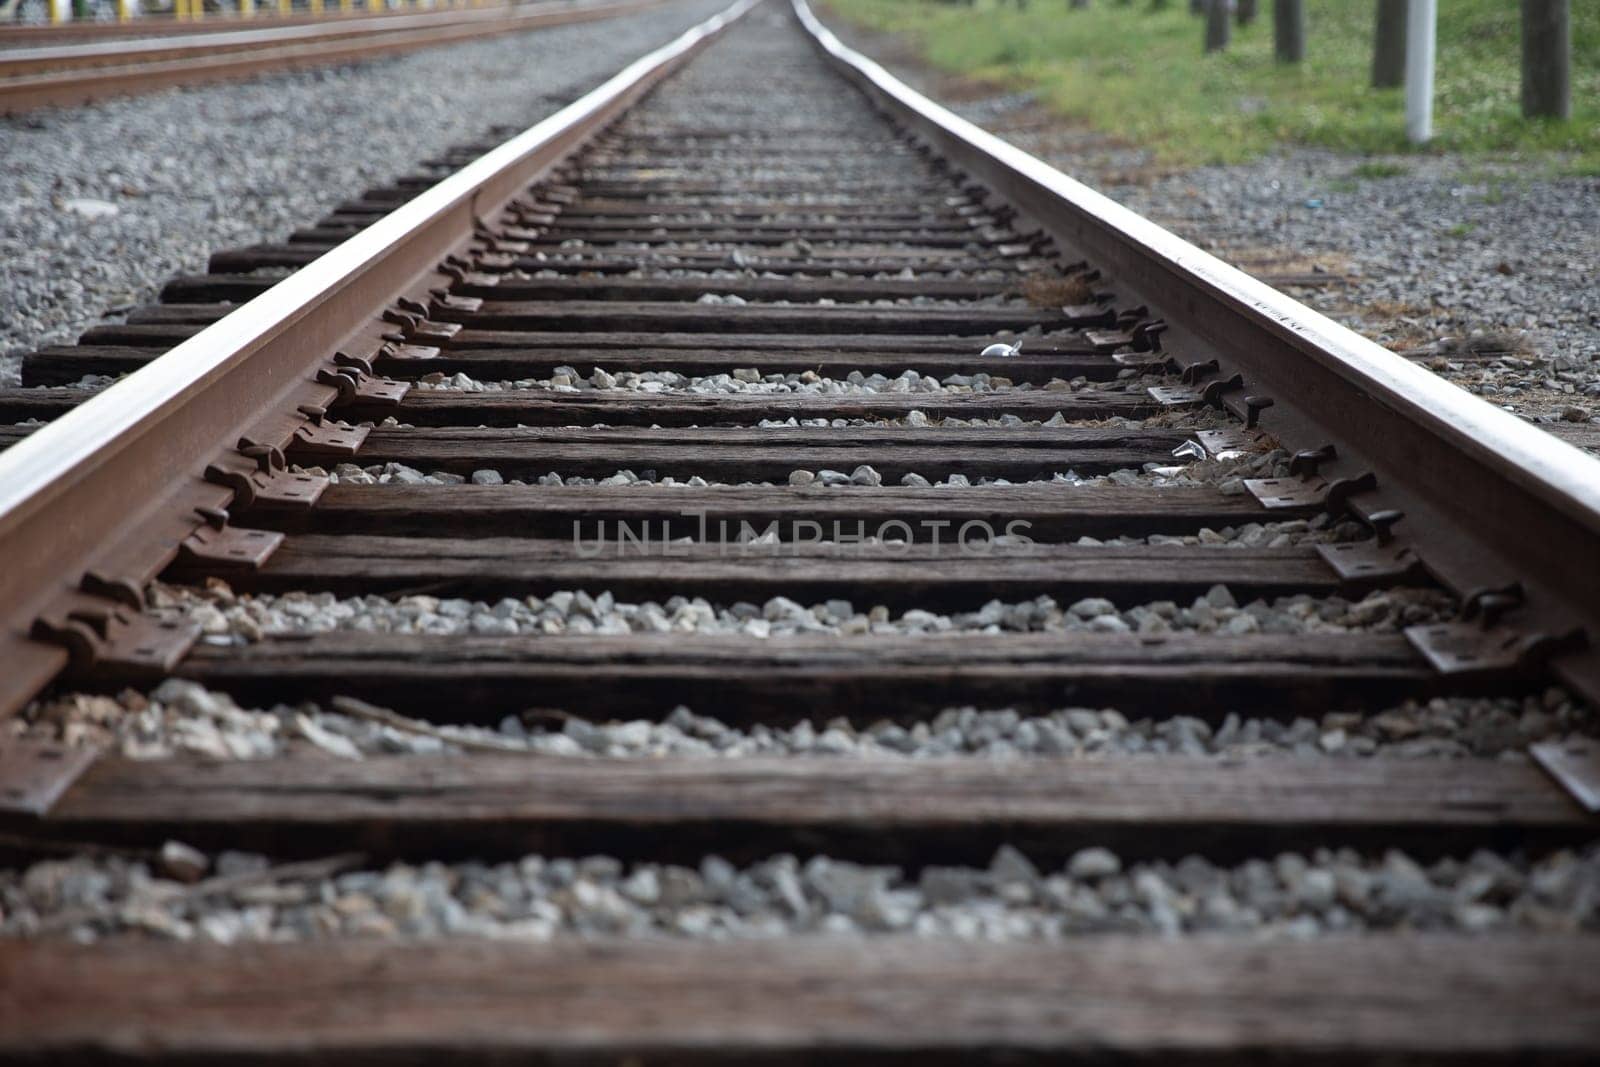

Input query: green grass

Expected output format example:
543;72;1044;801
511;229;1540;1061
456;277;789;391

823;0;1600;168
1350;161;1408;179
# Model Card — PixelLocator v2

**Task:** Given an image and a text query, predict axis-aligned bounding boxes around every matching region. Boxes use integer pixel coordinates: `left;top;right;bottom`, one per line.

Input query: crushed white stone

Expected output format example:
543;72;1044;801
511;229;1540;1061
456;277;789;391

10;680;1589;763
298;444;1292;492
148;581;1453;644
5;841;1597;943
407;366;1143;396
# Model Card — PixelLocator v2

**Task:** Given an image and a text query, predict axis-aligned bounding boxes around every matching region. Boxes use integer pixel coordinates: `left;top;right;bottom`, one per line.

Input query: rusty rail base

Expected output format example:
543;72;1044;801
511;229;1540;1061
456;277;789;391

793;0;1600;708
0;0;761;720
0;0;682;114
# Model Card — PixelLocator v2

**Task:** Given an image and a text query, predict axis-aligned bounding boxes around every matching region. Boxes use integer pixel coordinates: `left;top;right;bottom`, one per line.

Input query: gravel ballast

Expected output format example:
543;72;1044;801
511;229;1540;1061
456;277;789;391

0;0;730;386
298;445;1293;491
407;366;1133;395
11;679;1592;762
148;581;1454;642
5;841;1596;943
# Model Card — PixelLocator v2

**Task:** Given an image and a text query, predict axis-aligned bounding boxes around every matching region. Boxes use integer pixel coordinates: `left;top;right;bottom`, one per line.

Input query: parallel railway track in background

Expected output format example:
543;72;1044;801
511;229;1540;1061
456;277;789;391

1;0;1598;1059
0;0;672;113
0;6;518;45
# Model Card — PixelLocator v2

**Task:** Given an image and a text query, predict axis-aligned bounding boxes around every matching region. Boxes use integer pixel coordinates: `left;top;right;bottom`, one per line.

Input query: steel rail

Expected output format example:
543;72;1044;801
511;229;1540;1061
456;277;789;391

0;8;513;75
0;3;579;76
0;8;467;46
0;0;761;717
794;0;1600;707
0;0;679;113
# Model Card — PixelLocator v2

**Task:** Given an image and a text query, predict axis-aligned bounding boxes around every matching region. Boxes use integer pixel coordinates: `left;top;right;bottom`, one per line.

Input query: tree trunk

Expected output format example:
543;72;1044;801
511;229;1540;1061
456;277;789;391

1205;0;1232;51
1237;0;1257;24
1522;0;1571;119
1372;0;1407;88
1273;0;1305;63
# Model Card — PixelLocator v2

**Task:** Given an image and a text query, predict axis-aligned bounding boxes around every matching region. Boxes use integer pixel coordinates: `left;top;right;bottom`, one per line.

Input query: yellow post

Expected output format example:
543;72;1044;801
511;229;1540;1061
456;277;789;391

192;0;203;21
173;0;187;21
279;0;290;14
310;0;322;14
117;0;134;22
241;0;254;18
340;0;352;13
48;0;67;25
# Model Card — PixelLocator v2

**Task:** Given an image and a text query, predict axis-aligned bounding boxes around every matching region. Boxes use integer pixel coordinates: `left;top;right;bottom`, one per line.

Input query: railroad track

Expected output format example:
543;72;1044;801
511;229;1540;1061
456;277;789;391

0;7;487;46
2;0;1599;1059
0;0;672;113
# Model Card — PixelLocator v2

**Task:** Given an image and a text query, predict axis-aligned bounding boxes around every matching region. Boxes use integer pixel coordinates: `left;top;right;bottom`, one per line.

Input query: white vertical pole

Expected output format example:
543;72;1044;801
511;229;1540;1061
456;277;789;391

1405;0;1437;144
48;0;70;24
